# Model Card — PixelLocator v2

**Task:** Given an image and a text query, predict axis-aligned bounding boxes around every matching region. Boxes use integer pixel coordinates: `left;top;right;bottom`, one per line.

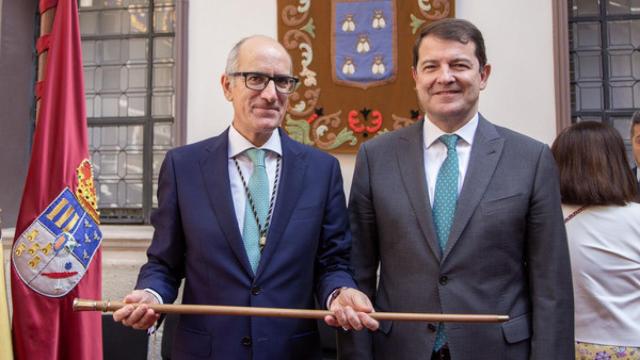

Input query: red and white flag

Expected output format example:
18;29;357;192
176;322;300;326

10;0;103;358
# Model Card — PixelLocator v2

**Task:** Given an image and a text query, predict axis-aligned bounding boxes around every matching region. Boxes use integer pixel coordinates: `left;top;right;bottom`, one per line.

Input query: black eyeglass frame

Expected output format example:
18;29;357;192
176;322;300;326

228;71;300;94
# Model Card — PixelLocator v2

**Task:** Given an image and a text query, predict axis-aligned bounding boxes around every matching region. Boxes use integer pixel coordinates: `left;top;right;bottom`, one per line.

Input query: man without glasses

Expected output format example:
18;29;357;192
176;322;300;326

338;18;574;360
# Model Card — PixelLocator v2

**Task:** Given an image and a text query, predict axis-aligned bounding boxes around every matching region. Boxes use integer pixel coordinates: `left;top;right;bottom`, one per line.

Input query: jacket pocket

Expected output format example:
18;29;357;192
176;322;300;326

173;325;212;358
501;312;531;344
481;193;523;215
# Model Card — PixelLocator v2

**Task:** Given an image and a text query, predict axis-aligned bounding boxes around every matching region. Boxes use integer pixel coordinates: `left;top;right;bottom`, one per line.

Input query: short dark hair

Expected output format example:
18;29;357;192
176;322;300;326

551;121;639;206
631;110;640;139
412;18;487;70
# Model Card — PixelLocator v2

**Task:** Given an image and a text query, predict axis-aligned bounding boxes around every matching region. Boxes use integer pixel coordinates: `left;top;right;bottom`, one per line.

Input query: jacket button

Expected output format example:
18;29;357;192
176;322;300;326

439;276;448;285
251;286;261;295
241;336;252;347
427;323;437;332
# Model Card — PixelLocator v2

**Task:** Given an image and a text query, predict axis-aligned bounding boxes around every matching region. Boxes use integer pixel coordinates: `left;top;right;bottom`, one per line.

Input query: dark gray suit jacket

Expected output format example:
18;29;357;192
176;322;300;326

338;117;574;359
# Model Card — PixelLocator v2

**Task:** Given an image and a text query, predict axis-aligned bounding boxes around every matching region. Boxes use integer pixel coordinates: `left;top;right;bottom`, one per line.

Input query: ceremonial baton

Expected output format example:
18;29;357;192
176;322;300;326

73;298;508;323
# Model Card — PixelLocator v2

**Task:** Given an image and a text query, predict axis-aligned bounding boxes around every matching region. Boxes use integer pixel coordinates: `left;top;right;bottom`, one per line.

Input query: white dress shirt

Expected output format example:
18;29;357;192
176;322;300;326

227;125;282;233
423;114;478;206
562;203;640;347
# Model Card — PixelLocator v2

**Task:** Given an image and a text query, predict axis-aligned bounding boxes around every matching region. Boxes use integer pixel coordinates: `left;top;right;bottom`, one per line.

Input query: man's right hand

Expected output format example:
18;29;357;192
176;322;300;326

112;290;160;330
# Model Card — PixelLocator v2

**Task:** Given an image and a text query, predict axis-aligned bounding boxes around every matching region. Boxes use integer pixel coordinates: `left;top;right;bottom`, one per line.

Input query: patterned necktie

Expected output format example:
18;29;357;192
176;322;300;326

242;148;268;273
431;134;459;352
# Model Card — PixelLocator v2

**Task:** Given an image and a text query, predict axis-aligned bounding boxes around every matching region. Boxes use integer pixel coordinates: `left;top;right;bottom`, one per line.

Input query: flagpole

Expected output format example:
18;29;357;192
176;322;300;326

36;5;55;124
73;298;509;323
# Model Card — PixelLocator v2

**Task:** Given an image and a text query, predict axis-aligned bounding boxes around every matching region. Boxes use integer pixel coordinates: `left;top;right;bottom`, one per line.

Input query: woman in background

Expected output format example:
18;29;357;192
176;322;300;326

551;121;640;360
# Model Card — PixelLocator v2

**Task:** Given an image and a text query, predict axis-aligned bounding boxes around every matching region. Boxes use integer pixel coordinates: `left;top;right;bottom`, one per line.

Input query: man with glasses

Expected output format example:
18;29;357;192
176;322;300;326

113;35;378;359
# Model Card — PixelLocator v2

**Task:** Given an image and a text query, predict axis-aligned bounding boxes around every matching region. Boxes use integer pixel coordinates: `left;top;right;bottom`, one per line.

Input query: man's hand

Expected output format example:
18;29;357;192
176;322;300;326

112;290;160;330
324;288;379;331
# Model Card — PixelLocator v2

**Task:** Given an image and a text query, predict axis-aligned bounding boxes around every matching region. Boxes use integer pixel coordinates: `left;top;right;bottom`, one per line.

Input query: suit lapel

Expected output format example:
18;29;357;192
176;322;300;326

199;129;254;277
397;120;441;260
255;129;307;278
443;116;504;260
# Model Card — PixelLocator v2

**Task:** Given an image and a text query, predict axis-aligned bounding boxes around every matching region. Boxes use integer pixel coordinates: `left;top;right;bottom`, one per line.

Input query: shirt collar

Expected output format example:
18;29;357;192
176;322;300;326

423;113;479;149
228;125;282;158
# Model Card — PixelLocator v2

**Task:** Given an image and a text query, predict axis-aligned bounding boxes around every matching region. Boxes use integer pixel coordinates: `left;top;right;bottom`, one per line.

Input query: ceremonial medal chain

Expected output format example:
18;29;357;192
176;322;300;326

233;154;280;252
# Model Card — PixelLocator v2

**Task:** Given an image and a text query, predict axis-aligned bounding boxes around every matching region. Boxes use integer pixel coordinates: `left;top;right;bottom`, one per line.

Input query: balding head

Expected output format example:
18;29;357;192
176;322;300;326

225;35;292;75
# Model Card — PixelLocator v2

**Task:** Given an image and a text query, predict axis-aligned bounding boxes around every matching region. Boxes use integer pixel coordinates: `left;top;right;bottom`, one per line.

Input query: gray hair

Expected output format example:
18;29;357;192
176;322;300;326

225;37;251;74
225;35;292;75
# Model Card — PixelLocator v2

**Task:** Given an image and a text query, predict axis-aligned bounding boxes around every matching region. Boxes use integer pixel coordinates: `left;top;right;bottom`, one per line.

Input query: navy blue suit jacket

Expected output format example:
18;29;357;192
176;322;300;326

136;128;356;360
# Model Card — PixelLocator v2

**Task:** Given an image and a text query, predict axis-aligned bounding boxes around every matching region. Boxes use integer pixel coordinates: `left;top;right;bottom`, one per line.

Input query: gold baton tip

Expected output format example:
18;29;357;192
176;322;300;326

72;298;100;312
72;298;93;311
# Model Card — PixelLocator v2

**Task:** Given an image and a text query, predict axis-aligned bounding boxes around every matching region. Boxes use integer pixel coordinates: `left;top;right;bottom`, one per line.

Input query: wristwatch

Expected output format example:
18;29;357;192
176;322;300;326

329;286;348;307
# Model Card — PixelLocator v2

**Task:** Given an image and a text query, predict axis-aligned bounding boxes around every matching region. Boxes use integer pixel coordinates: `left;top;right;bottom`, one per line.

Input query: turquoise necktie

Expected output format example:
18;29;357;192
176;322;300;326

242;148;268;273
432;134;459;352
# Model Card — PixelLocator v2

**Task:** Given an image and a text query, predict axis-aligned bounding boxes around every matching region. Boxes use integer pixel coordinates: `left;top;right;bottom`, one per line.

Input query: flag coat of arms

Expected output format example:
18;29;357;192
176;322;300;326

331;0;397;89
12;184;101;298
10;0;103;358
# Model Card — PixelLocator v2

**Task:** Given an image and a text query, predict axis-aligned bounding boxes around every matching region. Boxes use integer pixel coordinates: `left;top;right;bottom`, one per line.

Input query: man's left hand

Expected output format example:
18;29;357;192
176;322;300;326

324;287;379;331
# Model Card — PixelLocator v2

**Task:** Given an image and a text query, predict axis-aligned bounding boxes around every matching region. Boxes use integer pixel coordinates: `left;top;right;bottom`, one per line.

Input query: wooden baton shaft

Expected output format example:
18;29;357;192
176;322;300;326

73;298;508;323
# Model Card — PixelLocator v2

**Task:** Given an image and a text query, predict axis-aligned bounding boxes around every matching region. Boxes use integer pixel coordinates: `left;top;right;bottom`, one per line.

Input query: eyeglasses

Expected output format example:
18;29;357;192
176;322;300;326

228;72;299;94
